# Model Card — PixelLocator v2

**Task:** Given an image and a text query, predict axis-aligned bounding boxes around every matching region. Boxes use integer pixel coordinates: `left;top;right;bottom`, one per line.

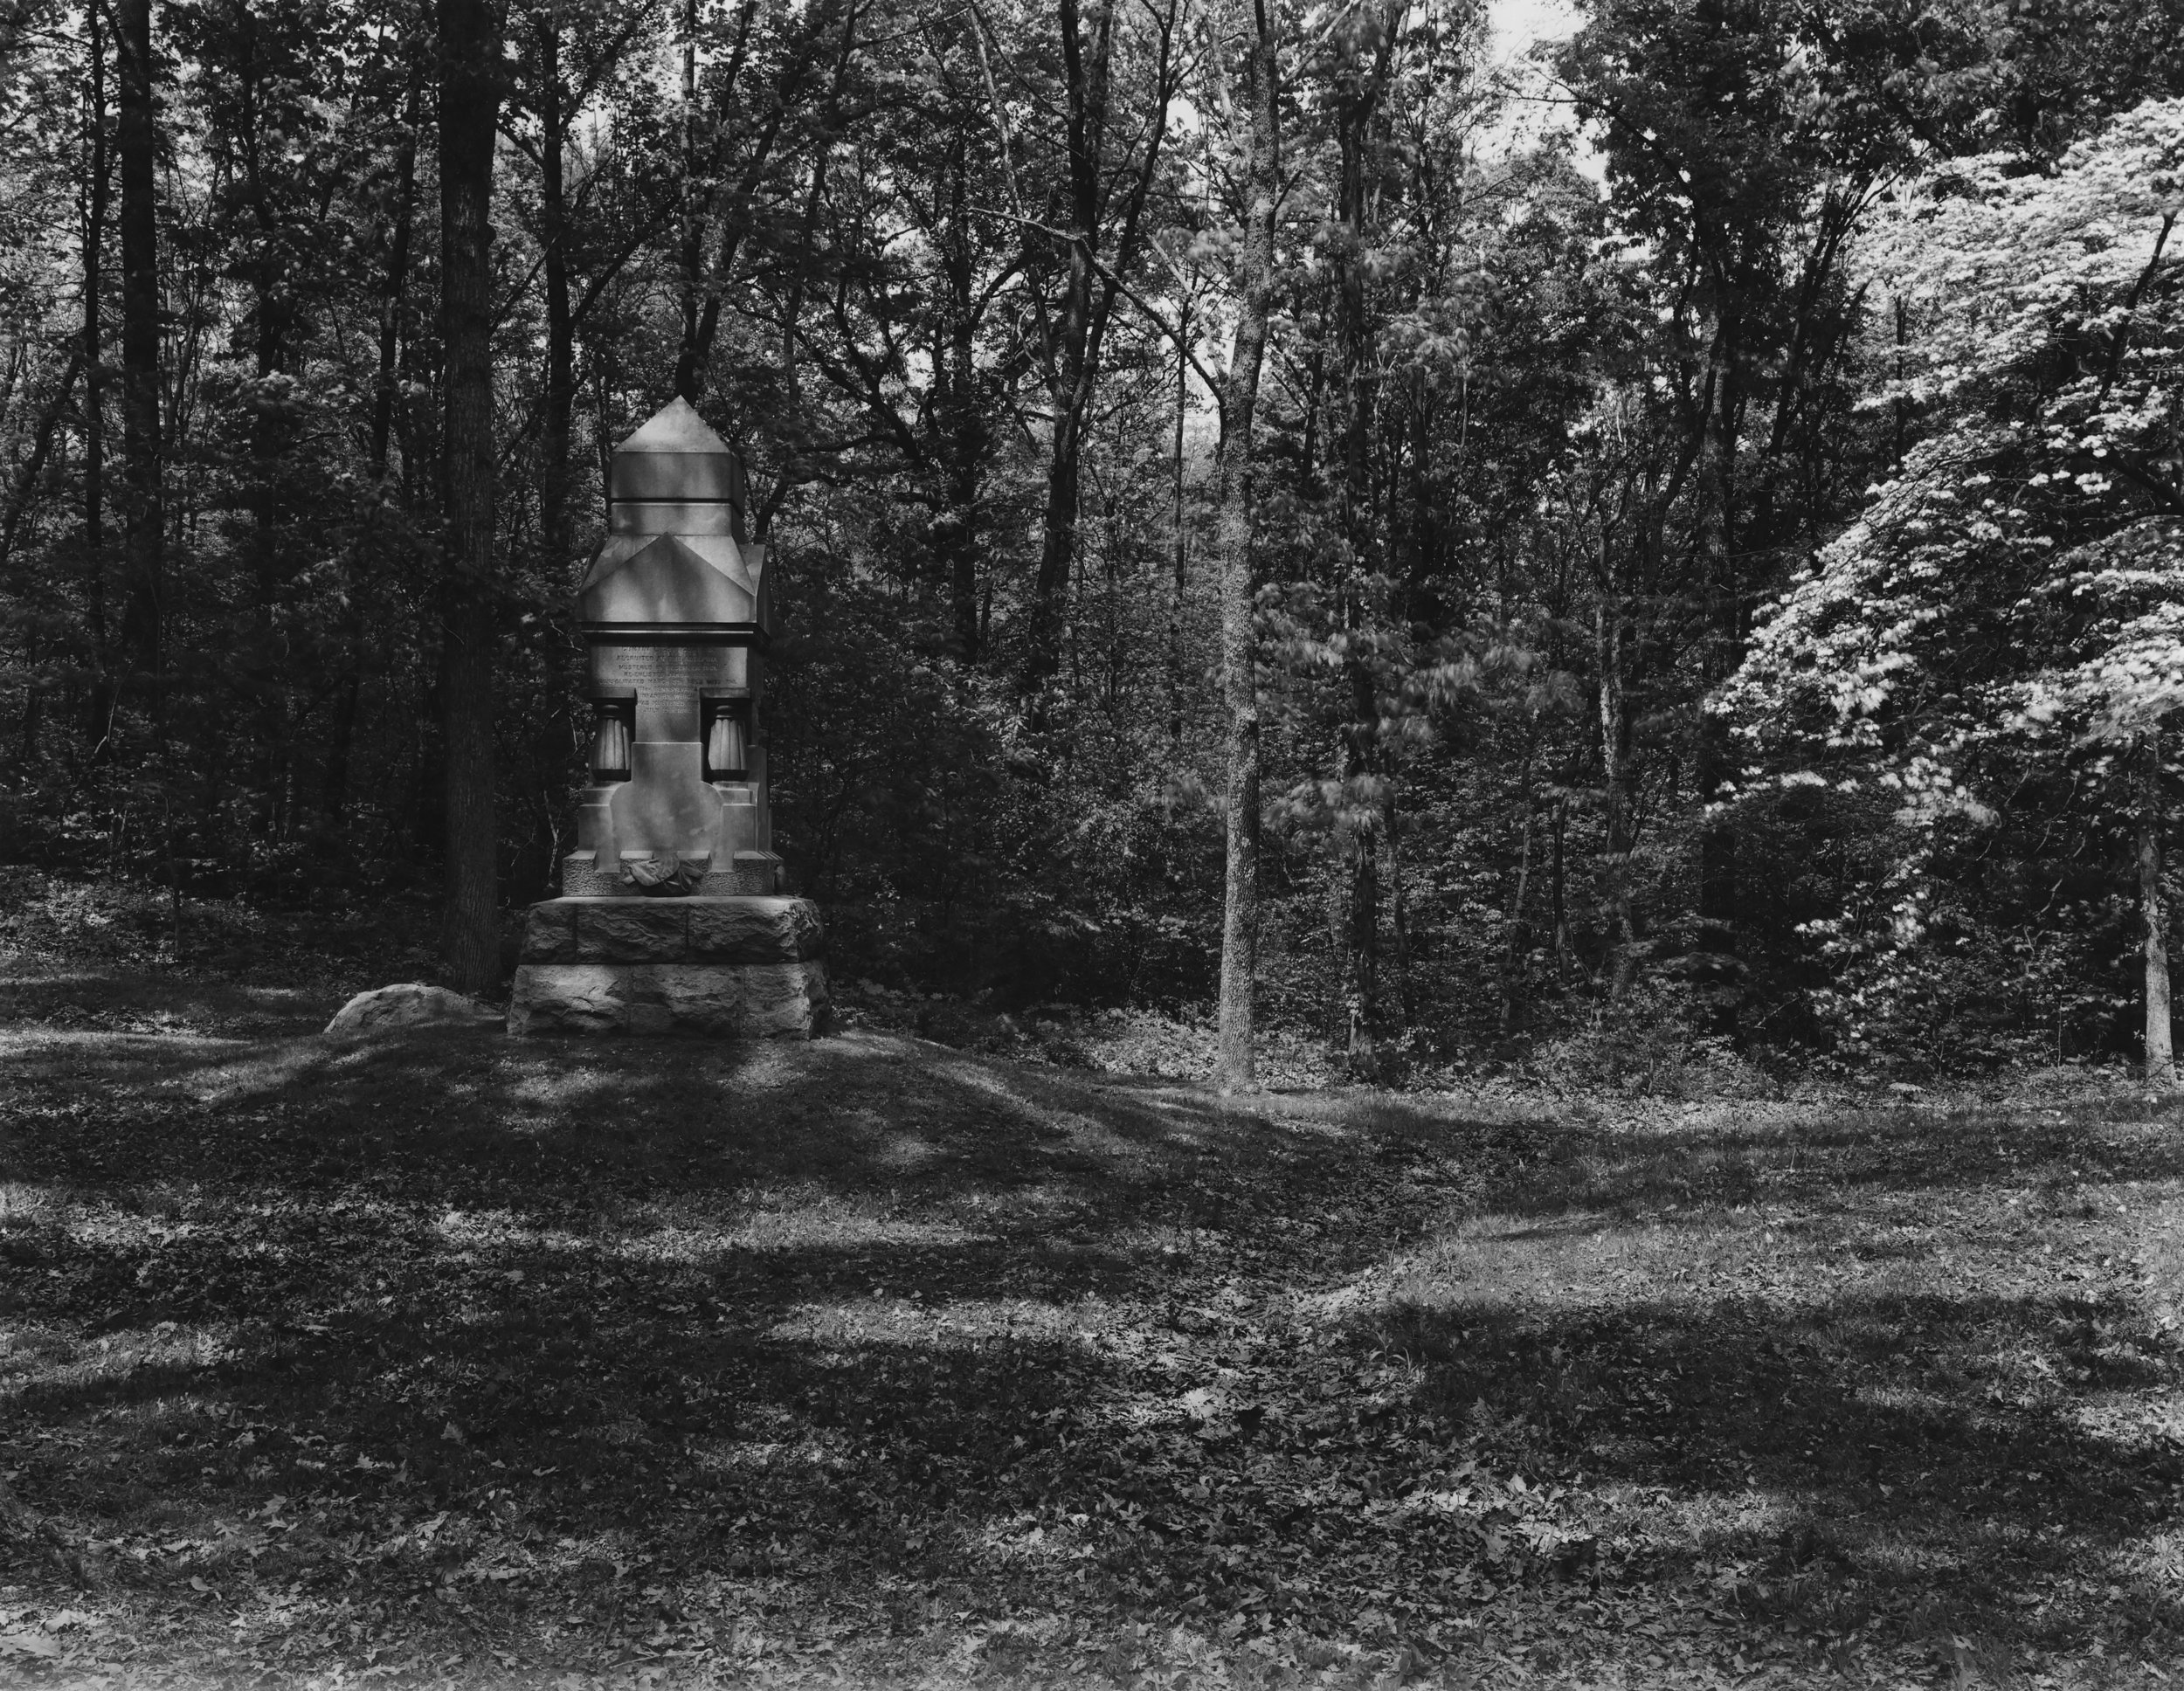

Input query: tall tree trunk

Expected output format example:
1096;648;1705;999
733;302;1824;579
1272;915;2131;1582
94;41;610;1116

81;5;112;742
1330;5;1394;1073
1386;783;1410;1029
237;10;297;842
369;67;422;481
1551;790;1570;986
437;0;506;993
1029;291;1095;700
534;3;577;895
1215;0;1278;1094
1695;317;1743;1037
1500;749;1537;1036
674;0;701;399
1595;577;1641;996
1024;0;1112;699
537;10;574;571
1167;301;1189;740
939;128;984;663
1343;771;1379;1063
115;0;162;680
2140;730;2174;1087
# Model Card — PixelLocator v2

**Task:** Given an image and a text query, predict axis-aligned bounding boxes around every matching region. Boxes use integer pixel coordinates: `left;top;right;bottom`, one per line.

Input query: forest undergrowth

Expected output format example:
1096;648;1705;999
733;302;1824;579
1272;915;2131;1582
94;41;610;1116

2;952;2183;1688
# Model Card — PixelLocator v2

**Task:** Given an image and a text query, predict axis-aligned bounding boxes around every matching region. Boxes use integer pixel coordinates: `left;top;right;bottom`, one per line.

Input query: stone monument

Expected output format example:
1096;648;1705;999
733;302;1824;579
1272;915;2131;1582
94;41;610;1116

508;398;829;1037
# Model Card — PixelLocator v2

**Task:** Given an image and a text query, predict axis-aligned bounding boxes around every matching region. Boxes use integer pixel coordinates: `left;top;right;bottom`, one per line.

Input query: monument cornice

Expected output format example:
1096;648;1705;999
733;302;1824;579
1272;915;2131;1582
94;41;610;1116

579;622;771;646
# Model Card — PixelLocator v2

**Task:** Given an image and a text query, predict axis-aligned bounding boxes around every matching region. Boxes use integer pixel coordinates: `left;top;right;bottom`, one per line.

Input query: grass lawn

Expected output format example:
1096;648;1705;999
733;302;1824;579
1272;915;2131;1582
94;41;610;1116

2;965;2182;1687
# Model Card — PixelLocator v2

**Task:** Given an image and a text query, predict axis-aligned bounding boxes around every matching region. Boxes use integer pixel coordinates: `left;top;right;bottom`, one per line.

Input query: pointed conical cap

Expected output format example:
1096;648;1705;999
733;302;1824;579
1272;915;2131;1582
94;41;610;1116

609;397;744;505
615;397;733;457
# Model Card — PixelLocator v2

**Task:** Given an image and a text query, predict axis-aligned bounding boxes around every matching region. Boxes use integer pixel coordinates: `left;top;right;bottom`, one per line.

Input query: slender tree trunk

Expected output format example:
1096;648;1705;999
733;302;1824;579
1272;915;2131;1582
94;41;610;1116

1596;581;1641;996
81;6;111;741
537;12;575;578
1386;783;1410;1030
1693;701;1738;1016
1215;0;1278;1094
1551;790;1570;986
1330;9;1393;1073
1340;673;1378;1065
1168;302;1189;741
534;5;577;894
437;0;506;993
1501;753;1537;1036
1696;317;1743;1037
939;130;984;663
2140;730;2174;1087
1343;768;1379;1065
369;67;422;481
1030;326;1093;698
115;0;162;680
674;0;701;398
1024;0;1111;697
238;14;297;843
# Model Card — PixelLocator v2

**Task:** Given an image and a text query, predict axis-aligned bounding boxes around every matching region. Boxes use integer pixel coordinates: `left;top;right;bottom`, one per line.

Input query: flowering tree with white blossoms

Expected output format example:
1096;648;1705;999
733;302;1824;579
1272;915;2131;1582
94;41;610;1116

1722;98;2184;1075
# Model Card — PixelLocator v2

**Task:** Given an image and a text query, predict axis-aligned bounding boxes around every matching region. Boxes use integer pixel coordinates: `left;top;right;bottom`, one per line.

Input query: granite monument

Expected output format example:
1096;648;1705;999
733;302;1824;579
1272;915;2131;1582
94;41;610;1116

508;399;830;1037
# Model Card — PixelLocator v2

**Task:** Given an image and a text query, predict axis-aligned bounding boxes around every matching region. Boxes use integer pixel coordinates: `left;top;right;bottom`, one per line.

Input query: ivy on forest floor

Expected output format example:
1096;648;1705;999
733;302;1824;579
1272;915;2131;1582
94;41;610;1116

1;977;2182;1687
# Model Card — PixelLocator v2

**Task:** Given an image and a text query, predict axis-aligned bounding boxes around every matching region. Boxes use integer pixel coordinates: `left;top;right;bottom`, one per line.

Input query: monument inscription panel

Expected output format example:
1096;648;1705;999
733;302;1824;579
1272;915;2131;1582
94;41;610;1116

591;642;739;742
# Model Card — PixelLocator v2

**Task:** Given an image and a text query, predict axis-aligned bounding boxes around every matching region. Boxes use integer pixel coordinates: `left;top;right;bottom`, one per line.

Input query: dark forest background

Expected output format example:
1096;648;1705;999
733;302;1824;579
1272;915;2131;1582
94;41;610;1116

0;0;2180;1079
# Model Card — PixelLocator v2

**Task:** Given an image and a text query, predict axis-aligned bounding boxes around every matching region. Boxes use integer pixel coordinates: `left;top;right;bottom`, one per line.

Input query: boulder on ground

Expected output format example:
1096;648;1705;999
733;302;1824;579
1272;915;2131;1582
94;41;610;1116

325;983;501;1036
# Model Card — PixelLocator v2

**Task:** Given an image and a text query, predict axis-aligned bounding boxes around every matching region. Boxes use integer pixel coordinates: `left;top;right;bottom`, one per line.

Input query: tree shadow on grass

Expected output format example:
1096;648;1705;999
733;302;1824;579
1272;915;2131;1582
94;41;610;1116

1368;1271;2184;1657
0;1025;1394;1258
1470;1101;2184;1223
4;1018;2183;1678
0;964;356;1039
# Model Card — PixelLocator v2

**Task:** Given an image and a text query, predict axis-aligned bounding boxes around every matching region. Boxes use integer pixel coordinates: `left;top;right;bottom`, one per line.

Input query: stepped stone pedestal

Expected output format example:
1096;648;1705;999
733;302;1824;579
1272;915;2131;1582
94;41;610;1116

509;896;829;1038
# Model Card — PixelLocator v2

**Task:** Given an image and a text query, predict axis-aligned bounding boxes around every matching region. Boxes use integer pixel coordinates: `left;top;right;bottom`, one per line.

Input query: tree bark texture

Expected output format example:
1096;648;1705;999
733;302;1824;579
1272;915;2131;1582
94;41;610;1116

531;5;578;899
936;128;985;663
80;1;109;711
2141;731;2174;1087
115;0;162;679
437;0;506;994
1330;5;1394;1069
1595;583;1641;997
1167;304;1189;739
1215;0;1277;1094
369;66;422;481
674;0;700;397
1694;314;1744;1037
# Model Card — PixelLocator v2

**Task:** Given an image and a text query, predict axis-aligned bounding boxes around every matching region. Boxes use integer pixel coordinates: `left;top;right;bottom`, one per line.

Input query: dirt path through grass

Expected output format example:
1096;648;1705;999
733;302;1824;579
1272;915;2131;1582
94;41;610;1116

2;977;2181;1686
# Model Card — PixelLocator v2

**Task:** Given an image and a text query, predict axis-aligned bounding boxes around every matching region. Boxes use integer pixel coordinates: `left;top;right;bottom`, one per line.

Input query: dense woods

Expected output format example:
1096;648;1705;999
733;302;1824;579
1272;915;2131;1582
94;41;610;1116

0;0;2181;1078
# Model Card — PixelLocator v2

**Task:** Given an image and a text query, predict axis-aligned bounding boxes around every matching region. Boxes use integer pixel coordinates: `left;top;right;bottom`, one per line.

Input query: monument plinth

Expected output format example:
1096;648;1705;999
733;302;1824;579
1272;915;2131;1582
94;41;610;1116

510;398;829;1038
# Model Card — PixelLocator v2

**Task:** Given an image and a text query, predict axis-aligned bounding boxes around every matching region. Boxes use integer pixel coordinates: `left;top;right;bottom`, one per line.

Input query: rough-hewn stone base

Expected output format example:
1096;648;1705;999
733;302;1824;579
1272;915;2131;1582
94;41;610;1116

509;960;829;1038
508;895;827;1038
